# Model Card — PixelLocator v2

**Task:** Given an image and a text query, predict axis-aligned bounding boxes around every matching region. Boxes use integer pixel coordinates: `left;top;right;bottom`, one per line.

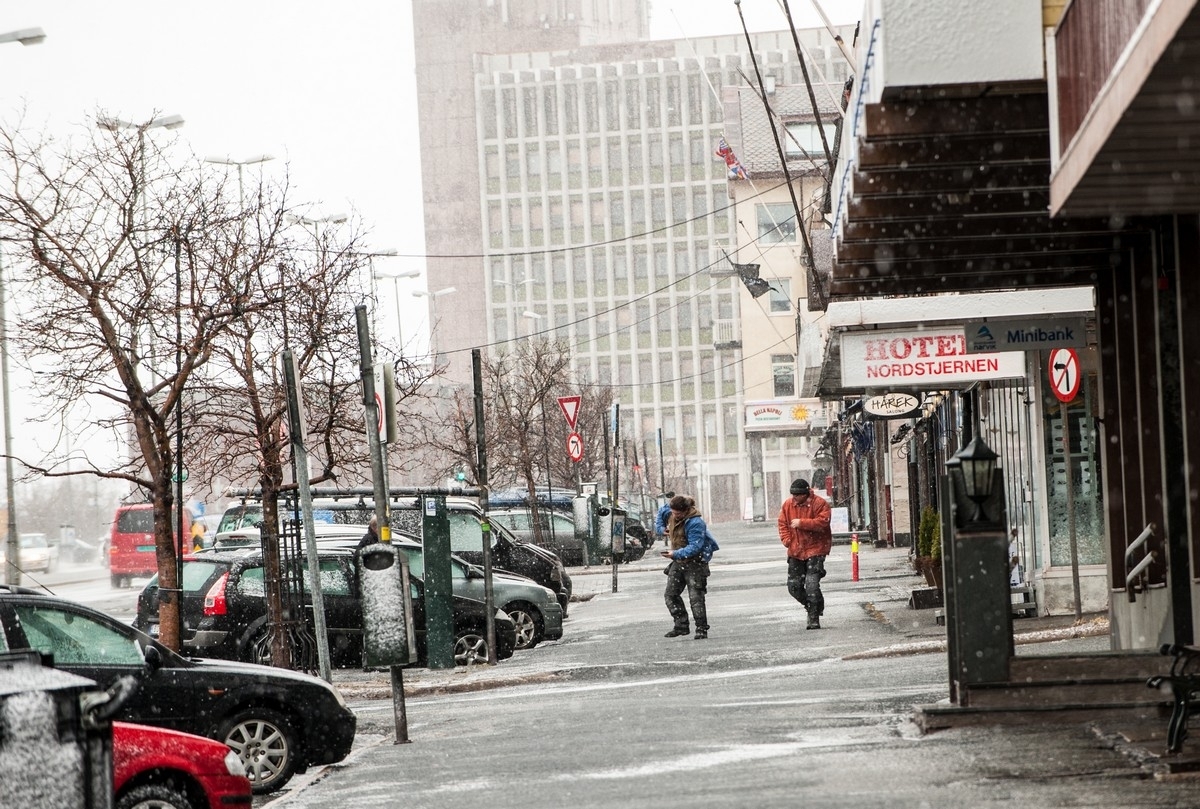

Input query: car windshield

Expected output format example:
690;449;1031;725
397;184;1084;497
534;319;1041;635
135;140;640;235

20;535;47;548
147;560;224;592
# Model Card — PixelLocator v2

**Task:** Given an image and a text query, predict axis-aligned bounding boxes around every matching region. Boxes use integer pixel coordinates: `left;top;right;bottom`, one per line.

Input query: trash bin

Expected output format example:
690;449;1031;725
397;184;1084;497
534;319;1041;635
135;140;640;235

356;545;417;668
0;650;117;809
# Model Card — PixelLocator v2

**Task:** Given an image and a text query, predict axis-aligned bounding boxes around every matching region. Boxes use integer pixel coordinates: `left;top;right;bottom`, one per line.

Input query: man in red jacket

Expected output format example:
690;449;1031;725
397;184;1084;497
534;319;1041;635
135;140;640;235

777;479;832;629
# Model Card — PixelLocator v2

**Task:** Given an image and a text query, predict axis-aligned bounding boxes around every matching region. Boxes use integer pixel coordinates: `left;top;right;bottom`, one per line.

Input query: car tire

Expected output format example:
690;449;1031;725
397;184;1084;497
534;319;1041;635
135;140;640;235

116;781;196;809
453;628;490;665
503;601;544;650
219;707;297;794
111;574;125;588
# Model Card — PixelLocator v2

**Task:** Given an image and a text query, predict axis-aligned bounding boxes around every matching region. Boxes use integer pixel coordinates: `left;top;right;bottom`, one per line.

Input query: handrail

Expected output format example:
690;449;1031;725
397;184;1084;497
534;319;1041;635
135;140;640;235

1125;522;1155;563
1125;522;1157;602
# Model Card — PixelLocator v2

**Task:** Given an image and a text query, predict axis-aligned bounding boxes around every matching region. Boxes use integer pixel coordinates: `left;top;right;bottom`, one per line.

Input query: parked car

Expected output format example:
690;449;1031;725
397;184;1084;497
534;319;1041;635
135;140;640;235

16;533;58;573
62;534;103;565
442;505;573;615
387;536;564;651
488;507;587;566
134;546;518;667
211;522;368;551
0;584;356;794
113;721;252;809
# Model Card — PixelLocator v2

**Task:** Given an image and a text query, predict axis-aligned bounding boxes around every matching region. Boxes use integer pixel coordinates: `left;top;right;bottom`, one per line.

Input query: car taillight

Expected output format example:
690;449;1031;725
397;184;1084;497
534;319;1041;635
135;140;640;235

203;571;230;616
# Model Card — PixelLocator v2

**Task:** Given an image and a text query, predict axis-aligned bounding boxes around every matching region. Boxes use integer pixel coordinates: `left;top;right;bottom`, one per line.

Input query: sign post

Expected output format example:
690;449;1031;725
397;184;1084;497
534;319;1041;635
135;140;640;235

1049;348;1083;619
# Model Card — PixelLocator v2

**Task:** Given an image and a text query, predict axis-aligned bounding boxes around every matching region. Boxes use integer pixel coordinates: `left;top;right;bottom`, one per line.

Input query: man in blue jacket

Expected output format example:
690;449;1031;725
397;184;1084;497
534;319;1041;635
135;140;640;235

654;491;675;540
660;494;718;640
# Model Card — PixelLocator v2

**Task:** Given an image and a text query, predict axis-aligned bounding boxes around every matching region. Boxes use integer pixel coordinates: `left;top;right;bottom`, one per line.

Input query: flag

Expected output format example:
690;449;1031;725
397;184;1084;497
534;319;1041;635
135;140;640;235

732;260;771;298
715;137;749;180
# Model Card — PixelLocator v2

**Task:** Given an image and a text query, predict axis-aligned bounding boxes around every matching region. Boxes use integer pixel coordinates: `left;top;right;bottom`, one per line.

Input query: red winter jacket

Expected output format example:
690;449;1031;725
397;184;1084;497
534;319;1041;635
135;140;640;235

777;492;833;561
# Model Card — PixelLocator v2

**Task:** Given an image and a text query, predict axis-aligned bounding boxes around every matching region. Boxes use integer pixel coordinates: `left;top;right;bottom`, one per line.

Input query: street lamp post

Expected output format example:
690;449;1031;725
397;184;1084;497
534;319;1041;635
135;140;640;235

0;26;45;585
374;266;420;346
412;287;457;362
203;154;275;205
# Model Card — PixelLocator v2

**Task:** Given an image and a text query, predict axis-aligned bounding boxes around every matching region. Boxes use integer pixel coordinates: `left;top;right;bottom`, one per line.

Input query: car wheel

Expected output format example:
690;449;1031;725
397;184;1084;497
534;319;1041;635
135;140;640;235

219;708;297;794
504;601;544;650
110;574;124;588
453;628;490;665
117;782;195;809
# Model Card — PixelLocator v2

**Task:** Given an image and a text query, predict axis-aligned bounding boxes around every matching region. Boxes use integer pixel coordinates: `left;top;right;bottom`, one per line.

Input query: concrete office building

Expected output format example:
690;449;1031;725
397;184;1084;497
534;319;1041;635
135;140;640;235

413;1;853;519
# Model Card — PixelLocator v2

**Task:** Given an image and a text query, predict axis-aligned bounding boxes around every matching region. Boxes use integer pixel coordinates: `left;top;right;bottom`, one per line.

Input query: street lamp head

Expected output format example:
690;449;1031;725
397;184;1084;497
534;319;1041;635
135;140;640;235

949;435;999;524
151;114;185;130
98;114;185;132
0;27;47;46
521;310;541;320
204;154;275;167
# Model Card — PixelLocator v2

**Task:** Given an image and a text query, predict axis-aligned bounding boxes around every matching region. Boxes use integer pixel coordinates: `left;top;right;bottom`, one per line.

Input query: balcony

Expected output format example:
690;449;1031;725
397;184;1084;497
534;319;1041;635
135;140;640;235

713;319;740;351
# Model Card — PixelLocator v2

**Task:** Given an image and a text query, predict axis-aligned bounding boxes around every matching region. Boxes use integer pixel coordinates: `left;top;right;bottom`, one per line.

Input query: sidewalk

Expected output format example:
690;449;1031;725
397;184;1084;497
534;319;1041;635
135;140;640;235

331;533;1110;700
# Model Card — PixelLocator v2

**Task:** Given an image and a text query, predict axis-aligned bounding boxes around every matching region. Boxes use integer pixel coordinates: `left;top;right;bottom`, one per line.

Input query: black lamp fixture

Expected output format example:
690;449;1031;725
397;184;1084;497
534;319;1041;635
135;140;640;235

952;435;999;524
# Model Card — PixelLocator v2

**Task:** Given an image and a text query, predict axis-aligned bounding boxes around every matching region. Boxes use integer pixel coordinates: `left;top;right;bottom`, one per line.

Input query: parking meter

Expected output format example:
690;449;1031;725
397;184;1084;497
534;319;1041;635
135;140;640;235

356;545;417;668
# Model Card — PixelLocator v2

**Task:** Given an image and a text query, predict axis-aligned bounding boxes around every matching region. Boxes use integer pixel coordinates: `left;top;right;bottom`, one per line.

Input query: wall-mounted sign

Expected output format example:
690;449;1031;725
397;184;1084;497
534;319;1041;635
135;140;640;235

840;329;1025;388
863;392;921;419
744;398;827;433
964;317;1087;354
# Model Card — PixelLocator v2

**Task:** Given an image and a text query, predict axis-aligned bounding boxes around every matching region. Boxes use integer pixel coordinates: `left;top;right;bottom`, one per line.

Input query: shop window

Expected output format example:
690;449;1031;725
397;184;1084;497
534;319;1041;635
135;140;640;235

1043;370;1104;566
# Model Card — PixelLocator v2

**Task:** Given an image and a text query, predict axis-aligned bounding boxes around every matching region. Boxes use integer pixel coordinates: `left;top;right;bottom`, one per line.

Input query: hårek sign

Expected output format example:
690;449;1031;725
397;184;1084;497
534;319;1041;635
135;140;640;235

840;328;1024;388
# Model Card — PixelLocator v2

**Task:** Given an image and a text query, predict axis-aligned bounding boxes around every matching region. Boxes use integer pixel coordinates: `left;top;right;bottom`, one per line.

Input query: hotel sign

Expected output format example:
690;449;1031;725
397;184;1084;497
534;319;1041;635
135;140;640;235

840;328;1025;388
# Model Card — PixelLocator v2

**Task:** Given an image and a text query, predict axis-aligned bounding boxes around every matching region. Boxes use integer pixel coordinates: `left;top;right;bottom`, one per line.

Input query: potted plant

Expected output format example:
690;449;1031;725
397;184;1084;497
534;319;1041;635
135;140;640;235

915;506;943;589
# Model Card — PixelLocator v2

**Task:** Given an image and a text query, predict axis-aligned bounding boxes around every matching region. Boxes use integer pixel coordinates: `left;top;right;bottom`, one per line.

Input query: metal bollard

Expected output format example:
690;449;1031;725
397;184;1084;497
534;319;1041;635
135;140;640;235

851;532;859;582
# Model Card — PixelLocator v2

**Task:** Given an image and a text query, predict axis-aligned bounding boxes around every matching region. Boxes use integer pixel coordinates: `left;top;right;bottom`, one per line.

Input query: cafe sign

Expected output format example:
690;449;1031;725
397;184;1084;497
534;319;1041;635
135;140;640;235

840;328;1025;388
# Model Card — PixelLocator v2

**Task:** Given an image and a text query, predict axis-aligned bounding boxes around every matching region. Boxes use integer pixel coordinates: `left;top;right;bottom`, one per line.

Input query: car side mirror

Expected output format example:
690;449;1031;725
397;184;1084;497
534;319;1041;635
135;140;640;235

143;644;163;674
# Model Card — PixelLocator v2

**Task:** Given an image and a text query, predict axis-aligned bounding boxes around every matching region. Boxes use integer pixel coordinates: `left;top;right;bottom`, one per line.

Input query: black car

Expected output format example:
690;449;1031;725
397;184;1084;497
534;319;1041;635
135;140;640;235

134;547;517;668
0;584;355;794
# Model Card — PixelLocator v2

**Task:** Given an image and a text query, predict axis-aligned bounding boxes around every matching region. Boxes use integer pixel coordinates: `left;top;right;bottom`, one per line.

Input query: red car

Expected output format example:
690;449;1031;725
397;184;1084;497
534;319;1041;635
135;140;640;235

113;721;251;809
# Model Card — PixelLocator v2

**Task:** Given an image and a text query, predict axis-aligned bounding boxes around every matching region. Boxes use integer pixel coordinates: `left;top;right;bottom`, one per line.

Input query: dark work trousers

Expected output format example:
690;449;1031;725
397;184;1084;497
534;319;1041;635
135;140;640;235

664;558;710;631
787;556;826;617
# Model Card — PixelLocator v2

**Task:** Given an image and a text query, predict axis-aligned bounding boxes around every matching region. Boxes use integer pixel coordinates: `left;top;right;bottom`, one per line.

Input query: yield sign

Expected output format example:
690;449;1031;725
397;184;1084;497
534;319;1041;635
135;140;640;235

1048;348;1081;403
557;395;581;430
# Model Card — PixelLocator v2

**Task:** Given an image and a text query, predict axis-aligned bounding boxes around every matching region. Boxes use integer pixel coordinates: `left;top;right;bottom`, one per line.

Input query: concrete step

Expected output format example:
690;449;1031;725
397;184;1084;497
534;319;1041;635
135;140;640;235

965;679;1165;708
1010;651;1165;682
915;701;1167;733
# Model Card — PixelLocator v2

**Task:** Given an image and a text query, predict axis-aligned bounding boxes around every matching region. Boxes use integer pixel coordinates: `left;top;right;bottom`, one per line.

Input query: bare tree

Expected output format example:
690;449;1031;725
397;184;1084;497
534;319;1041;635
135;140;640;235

0;111;297;649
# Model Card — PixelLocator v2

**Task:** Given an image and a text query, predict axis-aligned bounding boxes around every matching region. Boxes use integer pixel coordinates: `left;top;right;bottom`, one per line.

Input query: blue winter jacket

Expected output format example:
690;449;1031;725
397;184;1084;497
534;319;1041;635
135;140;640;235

655;503;672;536
669;515;719;563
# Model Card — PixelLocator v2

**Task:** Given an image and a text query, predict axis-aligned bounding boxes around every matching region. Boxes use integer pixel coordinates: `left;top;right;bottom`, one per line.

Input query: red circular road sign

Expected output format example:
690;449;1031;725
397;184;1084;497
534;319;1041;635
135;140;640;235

566;431;584;463
1048;348;1081;403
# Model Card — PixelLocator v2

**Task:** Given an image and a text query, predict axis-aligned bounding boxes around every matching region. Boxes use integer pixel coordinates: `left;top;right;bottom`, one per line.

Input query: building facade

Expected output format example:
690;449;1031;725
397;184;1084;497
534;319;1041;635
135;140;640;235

413;0;853;520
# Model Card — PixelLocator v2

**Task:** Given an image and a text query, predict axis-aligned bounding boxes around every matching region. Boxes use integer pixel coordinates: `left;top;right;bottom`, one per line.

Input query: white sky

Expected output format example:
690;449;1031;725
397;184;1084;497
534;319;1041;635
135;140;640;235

0;0;862;465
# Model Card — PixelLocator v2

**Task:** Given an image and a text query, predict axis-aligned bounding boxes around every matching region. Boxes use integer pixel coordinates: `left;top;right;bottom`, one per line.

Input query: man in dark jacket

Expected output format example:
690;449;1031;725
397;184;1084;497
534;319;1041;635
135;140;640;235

777;479;832;630
661;494;718;640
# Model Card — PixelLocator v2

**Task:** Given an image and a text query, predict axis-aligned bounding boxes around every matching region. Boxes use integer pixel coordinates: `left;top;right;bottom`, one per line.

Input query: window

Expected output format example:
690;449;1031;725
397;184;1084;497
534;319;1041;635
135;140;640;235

769;279;792;314
758;203;797;244
772;354;796;398
14;604;143;666
784;122;839;159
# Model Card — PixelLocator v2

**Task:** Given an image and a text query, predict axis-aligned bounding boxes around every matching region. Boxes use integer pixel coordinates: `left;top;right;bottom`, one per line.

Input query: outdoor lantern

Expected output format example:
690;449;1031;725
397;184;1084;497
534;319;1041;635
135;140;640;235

954;436;998;523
